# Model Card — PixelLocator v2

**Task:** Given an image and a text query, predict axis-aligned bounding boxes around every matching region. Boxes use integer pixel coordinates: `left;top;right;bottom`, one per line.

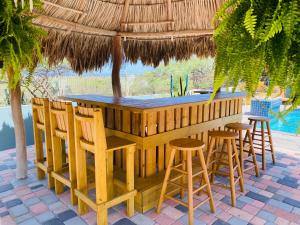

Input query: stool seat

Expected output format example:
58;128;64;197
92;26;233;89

225;123;252;130
208;131;238;138
169;138;205;150
248;116;270;122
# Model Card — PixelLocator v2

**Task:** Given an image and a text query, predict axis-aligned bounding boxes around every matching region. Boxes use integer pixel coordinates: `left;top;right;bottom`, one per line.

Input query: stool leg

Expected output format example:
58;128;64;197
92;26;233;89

227;139;236;207
206;137;215;182
181;151;186;199
157;149;176;213
187;151;194;225
198;149;215;213
238;130;244;176
247;130;260;177
232;139;244;193
97;205;107;225
76;148;88;215
126;146;135;217
52;135;64;194
266;121;276;164
261;121;266;170
34;128;45;180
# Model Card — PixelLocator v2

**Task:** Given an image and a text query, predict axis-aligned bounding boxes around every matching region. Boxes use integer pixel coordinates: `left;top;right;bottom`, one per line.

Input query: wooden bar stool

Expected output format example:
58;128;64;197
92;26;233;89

225;123;260;177
32;98;54;188
248;116;275;170
157;138;215;225
74;106;136;225
206;131;244;207
49;100;77;205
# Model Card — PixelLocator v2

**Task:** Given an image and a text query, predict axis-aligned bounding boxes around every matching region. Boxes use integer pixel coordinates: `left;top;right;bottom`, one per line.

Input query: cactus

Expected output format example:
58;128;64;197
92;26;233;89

170;74;189;97
170;74;174;97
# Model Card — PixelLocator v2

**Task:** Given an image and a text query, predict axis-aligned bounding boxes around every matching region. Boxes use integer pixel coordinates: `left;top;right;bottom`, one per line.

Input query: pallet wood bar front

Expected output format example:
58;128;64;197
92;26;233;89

62;92;244;212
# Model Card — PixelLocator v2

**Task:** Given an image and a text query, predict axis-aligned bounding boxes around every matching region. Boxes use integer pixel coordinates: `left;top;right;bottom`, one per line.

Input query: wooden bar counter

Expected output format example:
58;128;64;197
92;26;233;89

62;92;245;212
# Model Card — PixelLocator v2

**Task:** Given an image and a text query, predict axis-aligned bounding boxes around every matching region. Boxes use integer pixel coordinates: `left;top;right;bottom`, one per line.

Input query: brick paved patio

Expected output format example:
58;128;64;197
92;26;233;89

1;132;300;225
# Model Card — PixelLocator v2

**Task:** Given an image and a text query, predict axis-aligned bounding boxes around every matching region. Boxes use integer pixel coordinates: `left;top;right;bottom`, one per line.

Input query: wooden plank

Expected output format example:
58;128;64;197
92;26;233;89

221;100;226;117
230;99;235;116
203;103;209;122
181;106;189;127
146;112;157;176
197;104;203;123
190;105;198;156
165;109;175;168
214;101;220;119
158;110;165;172
226;100;230;116
209;102;215;120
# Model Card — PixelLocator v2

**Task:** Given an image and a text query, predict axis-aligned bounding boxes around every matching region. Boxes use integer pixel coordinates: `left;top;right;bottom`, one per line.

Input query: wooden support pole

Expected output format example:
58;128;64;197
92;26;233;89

112;35;122;97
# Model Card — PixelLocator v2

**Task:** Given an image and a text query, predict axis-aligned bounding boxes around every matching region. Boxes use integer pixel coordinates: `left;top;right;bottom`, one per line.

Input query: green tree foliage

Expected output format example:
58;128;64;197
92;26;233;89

0;0;45;86
213;0;299;110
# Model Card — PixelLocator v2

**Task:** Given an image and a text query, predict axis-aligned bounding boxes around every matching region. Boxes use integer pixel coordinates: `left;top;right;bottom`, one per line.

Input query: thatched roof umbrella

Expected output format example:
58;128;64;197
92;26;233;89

33;0;224;97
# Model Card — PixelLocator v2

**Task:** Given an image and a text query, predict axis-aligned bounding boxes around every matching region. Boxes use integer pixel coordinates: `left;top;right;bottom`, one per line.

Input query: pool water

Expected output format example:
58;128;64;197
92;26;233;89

269;109;300;134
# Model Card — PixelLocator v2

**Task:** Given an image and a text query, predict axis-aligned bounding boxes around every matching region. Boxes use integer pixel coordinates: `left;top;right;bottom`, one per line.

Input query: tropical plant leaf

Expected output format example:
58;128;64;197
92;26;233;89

244;8;257;38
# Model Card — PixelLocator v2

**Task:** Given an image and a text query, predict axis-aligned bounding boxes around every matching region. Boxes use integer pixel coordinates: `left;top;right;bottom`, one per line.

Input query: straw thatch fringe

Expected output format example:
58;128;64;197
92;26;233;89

42;29;214;73
123;36;215;67
43;30;112;73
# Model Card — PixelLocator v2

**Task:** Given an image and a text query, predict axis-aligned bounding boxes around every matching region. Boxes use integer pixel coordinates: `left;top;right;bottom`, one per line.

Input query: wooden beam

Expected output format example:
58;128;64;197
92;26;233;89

112;35;123;97
120;0;130;31
33;15;117;36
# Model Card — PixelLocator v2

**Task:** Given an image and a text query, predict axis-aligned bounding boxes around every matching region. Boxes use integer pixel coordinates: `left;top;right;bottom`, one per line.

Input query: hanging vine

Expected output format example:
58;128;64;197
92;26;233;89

213;0;299;111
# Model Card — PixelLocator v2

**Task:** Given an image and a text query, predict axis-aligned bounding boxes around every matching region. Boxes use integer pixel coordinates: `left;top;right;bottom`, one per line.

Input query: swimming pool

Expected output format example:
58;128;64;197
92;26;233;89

269;109;300;134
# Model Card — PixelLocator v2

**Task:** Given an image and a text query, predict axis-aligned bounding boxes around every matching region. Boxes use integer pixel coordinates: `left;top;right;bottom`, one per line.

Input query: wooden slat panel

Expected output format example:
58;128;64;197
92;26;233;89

158;110;165;172
203;103;209;122
235;99;239;114
122;110;131;133
181;106;189;127
221;100;226;117
190;105;198;156
238;98;243;113
115;109;122;131
175;108;181;129
165;109;175;168
197;104;203;123
226;100;230;116
230;99;235;116
209;102;215;120
106;108;115;129
132;113;141;136
214;101;220;119
146;112;157;176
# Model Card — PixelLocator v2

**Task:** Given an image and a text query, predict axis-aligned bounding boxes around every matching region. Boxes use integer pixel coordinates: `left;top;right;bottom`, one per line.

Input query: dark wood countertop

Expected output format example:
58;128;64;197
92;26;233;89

61;92;245;110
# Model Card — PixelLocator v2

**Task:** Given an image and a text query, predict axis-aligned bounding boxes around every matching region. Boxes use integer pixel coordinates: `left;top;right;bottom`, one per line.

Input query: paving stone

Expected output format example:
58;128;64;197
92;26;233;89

40;194;58;205
23;197;40;206
31;184;44;190
0;200;3;208
64;216;88;225
283;197;300;208
5;199;23;208
0;165;8;171
265;186;278;194
36;211;55;223
113;218;137;225
271;194;285;201
57;209;77;222
237;196;254;204
268;199;293;212
277;177;299;189
212;219;230;225
245;191;269;203
174;204;188;213
256;210;276;222
0;211;9;217
8;204;28;217
43;218;64;225
0;184;14;193
131;214;155;225
178;214;206;225
15;213;32;223
228;217;248;225
221;196;246;209
19;218;41;225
